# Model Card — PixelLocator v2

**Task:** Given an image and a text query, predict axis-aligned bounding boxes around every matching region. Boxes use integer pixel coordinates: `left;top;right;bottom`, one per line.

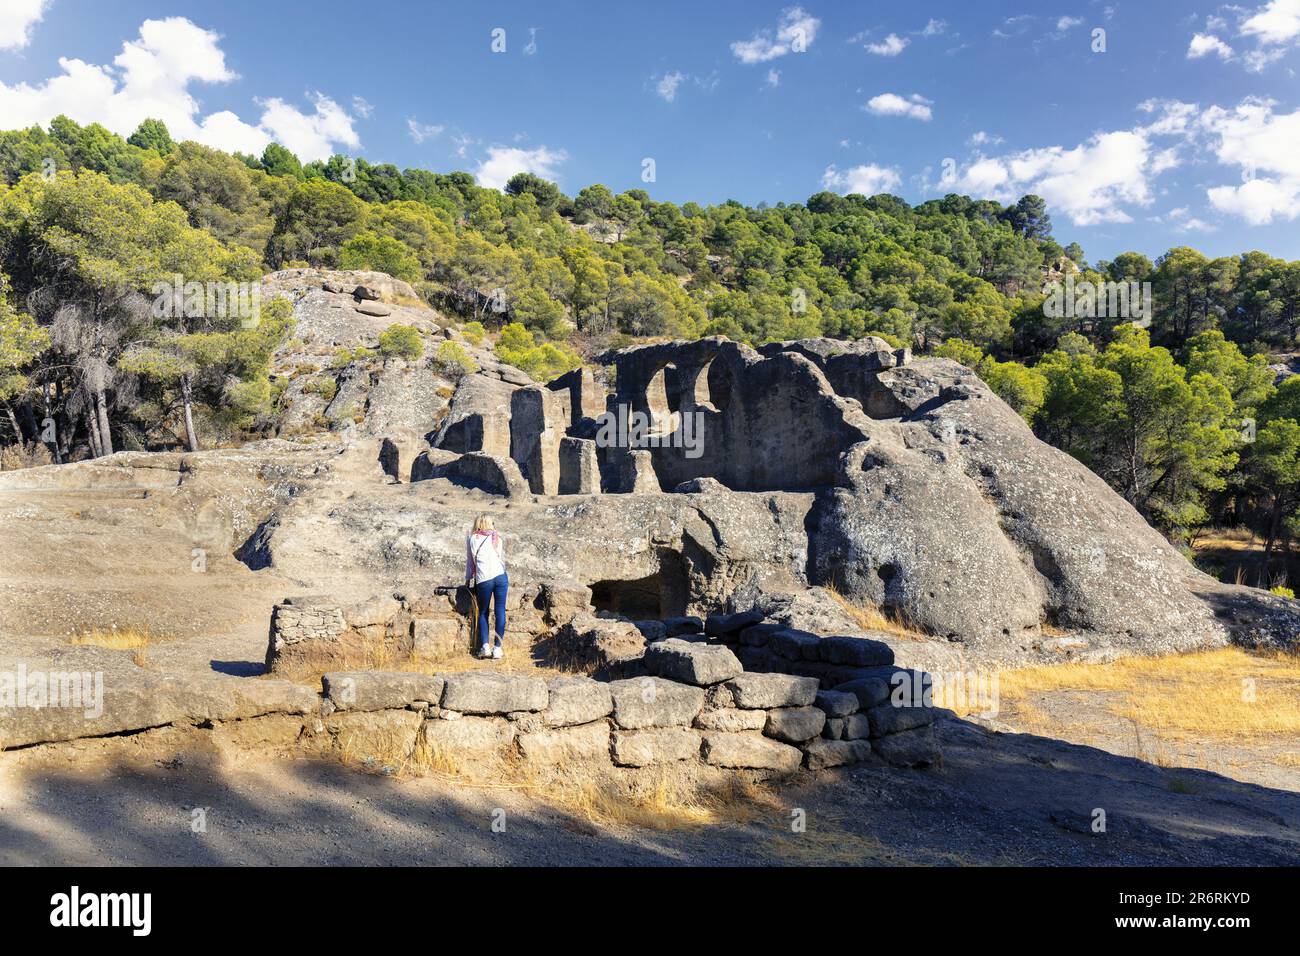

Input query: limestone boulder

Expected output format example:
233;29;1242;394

543;676;614;727
554;612;645;670
642;638;743;686
725;673;819;709
700;732;802;771
608;676;704;729
517;721;611;763
866;701;938;738
440;672;548;715
764;706;827;743
611;728;700;766
423;715;515;752
813;690;859;718
694;707;767;732
802;738;873;770
323;671;444;711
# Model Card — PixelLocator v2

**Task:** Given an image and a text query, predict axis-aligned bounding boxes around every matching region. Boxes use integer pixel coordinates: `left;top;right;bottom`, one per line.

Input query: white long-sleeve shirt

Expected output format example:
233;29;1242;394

466;530;505;583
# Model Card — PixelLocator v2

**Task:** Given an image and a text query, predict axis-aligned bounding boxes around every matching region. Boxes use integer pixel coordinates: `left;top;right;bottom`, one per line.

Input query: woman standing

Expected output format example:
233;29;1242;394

465;514;508;659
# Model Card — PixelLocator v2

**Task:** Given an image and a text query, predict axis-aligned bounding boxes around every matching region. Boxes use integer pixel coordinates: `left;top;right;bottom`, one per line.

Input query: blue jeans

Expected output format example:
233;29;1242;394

474;572;508;647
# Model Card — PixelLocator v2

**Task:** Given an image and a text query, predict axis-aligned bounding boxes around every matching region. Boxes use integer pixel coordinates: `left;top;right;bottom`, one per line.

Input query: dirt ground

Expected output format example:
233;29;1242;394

2;712;1297;867
3;455;1298;867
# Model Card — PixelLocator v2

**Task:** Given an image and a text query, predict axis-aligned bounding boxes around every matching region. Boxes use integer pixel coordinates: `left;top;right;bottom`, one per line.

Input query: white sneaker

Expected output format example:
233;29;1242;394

478;644;492;659
491;645;503;660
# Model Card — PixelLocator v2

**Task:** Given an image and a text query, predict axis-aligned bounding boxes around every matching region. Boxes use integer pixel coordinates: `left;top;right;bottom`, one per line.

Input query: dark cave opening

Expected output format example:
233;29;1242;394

589;550;690;620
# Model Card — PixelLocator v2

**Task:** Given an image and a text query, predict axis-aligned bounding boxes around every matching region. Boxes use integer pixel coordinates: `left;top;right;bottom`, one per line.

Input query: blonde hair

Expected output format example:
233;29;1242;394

472;513;495;534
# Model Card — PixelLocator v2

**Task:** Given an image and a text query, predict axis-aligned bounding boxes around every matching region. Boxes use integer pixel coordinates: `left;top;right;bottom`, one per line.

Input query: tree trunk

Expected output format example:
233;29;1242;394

42;384;62;464
180;374;199;452
3;404;21;445
95;386;114;456
87;406;102;459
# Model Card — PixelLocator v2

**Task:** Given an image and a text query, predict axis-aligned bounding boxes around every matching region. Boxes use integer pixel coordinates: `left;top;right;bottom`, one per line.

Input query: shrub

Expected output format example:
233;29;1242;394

1270;585;1296;600
378;324;424;361
304;376;338;401
331;346;377;368
461;321;486;346
863;330;906;349
493;322;582;382
435;340;478;379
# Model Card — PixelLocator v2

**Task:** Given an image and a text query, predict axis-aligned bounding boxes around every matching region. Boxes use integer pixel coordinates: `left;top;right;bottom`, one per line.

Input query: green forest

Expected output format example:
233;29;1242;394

1;116;1298;587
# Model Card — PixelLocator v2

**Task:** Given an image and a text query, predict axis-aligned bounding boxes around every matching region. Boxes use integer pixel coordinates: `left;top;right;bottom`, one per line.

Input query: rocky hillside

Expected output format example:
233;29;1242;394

5;275;1295;671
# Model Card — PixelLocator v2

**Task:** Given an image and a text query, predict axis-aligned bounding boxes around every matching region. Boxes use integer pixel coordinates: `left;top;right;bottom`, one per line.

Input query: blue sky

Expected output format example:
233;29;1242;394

2;0;1299;262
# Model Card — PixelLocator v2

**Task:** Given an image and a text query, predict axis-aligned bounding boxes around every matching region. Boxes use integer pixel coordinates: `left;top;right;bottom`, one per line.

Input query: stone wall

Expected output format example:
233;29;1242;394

314;634;939;773
266;582;594;674
274;589;941;772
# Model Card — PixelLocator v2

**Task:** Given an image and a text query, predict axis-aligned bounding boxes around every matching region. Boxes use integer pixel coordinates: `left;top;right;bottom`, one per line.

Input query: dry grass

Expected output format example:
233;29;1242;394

528;764;781;831
277;635;567;687
69;627;155;650
1195;528;1259;551
824;584;928;640
970;648;1300;767
338;726;782;832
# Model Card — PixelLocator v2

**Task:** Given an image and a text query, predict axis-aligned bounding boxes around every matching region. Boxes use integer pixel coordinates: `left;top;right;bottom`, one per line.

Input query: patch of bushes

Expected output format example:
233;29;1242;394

378;324;424;361
460;321;486;346
331;346;377;368
304;376;338;402
494;322;582;382
434;340;478;380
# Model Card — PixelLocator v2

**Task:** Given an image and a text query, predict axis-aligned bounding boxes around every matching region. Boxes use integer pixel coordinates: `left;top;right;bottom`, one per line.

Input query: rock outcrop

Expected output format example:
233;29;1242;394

238;332;1300;659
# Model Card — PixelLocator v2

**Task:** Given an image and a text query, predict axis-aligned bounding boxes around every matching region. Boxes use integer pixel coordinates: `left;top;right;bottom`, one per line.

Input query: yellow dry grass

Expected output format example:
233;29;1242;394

963;648;1300;752
69;628;154;650
339;727;781;832
278;637;567;687
824;584;928;640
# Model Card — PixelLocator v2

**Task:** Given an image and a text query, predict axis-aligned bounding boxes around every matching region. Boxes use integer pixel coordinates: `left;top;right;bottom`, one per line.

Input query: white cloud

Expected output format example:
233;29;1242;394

936;95;1300;228
866;33;909;56
865;92;932;121
406;118;444;143
993;15;1034;39
944;129;1165;226
1196;1;1300;72
968;130;1004;146
351;96;373;119
766;69;781;87
921;19;947;37
821;163;902;196
731;6;820;63
474;145;567;190
0;0;50;51
655;71;686;102
1240;0;1300;45
1056;16;1084;31
0;17;360;161
1169;207;1217;232
1188;33;1235;60
451;132;477;159
1200;97;1300;223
